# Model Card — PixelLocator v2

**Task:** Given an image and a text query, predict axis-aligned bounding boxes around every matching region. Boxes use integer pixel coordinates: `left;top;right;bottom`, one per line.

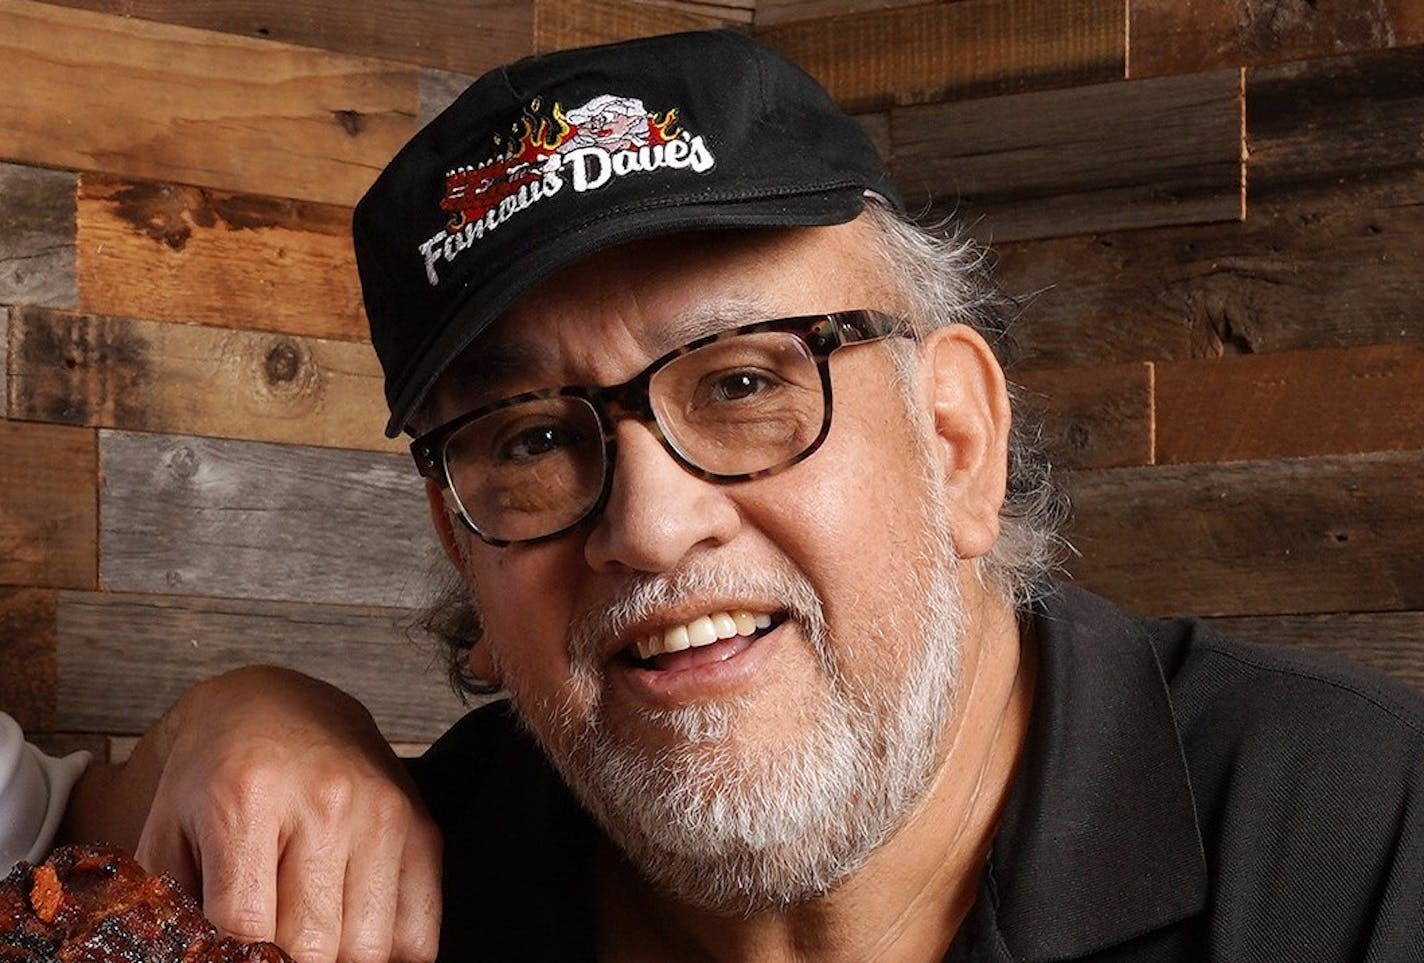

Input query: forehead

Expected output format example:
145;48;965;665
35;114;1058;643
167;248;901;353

433;215;890;407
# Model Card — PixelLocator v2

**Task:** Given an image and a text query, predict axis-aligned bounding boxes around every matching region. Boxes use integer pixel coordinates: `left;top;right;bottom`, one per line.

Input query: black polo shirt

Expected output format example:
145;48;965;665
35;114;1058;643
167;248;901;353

410;584;1424;961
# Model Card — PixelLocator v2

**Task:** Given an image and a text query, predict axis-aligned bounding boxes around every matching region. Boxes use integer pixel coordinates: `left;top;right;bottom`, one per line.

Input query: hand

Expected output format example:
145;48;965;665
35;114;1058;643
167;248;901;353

65;667;441;963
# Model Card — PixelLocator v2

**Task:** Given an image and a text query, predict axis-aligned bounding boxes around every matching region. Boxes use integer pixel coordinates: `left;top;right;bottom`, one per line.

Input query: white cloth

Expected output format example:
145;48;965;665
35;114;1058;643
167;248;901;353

0;711;90;873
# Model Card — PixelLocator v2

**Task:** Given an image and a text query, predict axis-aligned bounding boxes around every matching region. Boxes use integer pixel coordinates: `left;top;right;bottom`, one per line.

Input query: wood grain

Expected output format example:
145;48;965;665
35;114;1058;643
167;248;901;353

0;0;417;206
1247;45;1424;201
99;430;438;607
75;174;367;342
994;175;1424;366
1130;0;1424;79
0;420;97;589
1015;362;1154;470
419;69;477;127
36;0;535;76
1211;610;1424;692
891;68;1244;243
1155;344;1424;464
0;587;58;730
534;0;753;52
758;0;1125;112
54;590;469;741
0;162;77;309
1063;449;1424;618
755;0;923;26
9;307;398;452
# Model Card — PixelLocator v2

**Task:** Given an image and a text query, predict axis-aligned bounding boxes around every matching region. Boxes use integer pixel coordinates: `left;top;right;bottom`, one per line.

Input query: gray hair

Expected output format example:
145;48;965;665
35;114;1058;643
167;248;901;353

417;201;1069;697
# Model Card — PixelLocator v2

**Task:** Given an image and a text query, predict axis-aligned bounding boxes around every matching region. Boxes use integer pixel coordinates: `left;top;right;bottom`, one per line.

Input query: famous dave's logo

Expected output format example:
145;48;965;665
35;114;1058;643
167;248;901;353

418;93;716;285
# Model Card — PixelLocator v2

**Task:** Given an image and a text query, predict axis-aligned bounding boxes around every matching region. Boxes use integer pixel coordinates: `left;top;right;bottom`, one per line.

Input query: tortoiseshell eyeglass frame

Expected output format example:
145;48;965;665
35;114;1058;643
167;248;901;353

410;309;914;547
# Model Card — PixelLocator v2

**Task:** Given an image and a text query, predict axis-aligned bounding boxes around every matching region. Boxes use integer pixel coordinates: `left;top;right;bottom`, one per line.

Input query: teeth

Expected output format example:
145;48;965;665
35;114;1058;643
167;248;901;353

636;609;774;662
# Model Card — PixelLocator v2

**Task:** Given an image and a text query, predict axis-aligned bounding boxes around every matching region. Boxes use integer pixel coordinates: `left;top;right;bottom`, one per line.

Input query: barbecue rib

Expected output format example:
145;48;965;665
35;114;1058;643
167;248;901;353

0;844;294;961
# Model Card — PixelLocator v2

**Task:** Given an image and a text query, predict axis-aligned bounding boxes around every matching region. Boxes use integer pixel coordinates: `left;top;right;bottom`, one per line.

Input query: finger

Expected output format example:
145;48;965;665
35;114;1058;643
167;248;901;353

391;810;443;963
335;795;407;963
134;817;200;898
196;813;281;944
274;819;349;963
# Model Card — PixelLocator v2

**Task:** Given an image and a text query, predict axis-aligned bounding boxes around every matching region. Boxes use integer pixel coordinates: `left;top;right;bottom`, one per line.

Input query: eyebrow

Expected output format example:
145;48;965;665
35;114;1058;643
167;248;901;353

440;294;784;411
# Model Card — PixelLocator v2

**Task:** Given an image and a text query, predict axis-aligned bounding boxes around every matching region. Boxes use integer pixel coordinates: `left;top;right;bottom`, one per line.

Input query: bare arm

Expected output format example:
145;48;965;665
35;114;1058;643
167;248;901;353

63;666;441;963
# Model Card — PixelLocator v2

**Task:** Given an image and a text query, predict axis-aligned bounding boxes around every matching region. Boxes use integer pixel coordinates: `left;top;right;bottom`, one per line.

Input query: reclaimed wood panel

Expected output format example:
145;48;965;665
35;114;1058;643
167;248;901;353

36;0;534;76
1156;345;1424;464
419;69;476;127
0;0;417;206
1211;610;1424;692
1015;362;1154;470
54;591;468;741
27;733;108;761
756;0;923;25
0;587;58;731
1248;46;1424;201
0;163;77;309
758;0;1125;112
535;0;753;52
0;420;97;590
1063;450;1424;617
1130;0;1424;79
9;307;397;453
891;69;1244;243
75;174;367;342
995;175;1424;365
99;430;436;607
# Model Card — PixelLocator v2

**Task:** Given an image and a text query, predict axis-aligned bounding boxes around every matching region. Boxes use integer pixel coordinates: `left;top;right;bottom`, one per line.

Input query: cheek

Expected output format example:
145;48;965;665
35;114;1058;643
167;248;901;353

468;546;583;687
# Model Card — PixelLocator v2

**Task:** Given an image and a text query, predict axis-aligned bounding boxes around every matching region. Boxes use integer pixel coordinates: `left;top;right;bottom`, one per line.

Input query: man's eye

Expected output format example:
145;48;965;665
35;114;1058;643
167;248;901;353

498;423;579;462
705;369;776;403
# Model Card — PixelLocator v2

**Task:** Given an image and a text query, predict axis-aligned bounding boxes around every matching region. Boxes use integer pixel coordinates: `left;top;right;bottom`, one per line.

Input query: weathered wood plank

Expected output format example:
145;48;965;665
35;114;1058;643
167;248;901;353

75;174;367;342
27;733;108;761
36;0;535;76
1156;344;1424;464
0;162;77;309
855;112;891;162
1129;0;1424;79
758;0;1125;112
534;0;753;52
1248;45;1424;201
1015;362;1154;470
419;69;477;127
1210;610;1424;692
994;175;1424;365
755;0;922;26
0;420;97;589
99;430;437;607
0;587;58;731
1063;450;1424;618
9;307;398;453
54;591;469;742
892;69;1244;244
0;0;417;206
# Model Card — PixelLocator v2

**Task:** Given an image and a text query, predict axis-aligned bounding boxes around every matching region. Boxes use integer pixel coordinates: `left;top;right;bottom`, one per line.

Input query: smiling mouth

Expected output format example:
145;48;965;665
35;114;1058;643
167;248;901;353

624;610;782;670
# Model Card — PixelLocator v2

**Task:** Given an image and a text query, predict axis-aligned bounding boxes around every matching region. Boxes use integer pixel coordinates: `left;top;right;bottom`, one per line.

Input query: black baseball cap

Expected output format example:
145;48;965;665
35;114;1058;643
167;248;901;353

354;29;903;438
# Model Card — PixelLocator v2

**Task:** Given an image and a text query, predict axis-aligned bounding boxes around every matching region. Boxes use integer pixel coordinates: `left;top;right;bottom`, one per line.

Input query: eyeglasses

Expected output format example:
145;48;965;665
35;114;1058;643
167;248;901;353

411;309;913;546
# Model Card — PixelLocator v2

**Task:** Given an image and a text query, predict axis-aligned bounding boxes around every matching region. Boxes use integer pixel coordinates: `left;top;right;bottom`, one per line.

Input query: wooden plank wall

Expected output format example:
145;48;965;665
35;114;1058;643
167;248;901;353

2;0;1421;767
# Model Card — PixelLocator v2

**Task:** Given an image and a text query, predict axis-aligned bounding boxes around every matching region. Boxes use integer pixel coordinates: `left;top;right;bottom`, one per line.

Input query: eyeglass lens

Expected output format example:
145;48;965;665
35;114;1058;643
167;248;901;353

442;331;826;542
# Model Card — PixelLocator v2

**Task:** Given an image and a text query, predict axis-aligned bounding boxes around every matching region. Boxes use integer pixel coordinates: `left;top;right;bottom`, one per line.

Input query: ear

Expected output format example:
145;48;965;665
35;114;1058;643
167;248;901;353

919;324;1011;560
424;478;500;684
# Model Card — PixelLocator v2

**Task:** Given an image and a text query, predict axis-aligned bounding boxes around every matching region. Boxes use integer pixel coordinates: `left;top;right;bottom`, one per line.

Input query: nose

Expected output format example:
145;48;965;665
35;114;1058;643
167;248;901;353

582;420;740;573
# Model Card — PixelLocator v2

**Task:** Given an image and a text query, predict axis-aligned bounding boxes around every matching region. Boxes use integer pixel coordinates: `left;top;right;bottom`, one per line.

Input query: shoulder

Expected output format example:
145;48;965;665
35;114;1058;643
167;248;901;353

1124;599;1424;958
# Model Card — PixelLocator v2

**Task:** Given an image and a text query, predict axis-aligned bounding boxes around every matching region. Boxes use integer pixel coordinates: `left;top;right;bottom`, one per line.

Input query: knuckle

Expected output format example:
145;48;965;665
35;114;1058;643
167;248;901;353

310;775;356;825
343;939;393;963
285;930;340;963
369;789;413;833
212;905;272;943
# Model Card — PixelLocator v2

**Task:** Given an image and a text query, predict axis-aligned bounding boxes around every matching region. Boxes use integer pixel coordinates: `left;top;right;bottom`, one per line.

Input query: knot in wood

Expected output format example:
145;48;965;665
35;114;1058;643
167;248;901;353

169;446;200;480
265;341;303;384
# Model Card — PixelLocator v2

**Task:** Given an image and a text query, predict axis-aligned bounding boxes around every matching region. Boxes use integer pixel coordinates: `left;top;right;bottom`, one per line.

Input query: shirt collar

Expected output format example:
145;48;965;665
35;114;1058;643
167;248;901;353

984;583;1208;960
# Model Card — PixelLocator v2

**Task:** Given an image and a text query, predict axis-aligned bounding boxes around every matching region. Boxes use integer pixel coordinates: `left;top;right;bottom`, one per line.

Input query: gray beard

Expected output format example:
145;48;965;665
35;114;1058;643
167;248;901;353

496;497;965;916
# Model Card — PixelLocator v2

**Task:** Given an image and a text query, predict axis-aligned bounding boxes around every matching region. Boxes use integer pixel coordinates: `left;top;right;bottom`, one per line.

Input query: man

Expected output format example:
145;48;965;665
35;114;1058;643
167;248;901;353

63;30;1423;962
